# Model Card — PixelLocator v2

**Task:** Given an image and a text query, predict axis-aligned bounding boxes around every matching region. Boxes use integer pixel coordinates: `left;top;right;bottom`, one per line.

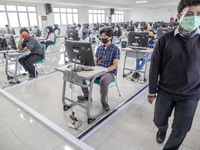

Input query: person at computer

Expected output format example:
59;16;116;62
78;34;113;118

77;24;82;41
53;24;60;38
78;27;120;111
81;28;89;43
32;25;41;37
5;25;15;35
113;25;122;44
40;26;55;49
132;29;156;80
0;33;7;50
18;28;43;78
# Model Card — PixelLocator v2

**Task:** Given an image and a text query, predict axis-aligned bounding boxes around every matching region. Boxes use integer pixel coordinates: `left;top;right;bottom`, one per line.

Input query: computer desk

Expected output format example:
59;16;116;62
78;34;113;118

0;50;30;83
56;65;107;124
122;47;153;82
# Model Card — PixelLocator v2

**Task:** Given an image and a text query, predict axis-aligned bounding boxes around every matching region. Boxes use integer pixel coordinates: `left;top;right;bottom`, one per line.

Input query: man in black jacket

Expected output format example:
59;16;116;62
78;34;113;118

148;0;200;149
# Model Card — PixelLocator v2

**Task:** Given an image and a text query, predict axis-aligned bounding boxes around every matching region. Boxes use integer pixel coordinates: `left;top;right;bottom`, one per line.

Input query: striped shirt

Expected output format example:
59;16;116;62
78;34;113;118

95;43;120;73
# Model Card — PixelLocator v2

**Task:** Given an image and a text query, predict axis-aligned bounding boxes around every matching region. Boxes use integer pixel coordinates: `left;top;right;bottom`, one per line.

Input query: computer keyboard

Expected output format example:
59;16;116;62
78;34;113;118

82;66;94;71
129;46;148;50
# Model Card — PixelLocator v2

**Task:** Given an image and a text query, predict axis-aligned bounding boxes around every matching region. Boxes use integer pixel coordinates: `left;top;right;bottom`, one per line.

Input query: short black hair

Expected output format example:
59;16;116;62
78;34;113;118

178;0;200;14
5;25;9;27
149;29;155;34
78;24;81;27
20;27;29;35
100;27;113;37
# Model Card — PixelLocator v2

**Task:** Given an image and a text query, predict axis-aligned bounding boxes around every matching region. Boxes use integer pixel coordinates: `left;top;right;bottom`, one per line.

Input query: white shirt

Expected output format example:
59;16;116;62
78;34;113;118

78;28;82;38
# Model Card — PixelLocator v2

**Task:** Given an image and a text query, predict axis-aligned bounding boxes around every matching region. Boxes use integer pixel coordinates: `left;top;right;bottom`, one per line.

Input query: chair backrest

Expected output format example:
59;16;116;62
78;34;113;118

40;43;46;59
54;35;57;44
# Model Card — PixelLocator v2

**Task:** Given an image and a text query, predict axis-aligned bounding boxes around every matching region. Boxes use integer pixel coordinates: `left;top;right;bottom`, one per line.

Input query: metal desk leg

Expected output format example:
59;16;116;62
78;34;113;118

143;53;149;82
14;57;20;83
123;54;127;78
62;80;73;111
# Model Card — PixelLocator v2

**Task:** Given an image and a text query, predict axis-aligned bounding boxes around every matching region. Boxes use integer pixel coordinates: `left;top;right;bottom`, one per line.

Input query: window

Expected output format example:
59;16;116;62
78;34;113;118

53;7;79;25
88;9;105;23
0;4;38;28
112;11;125;23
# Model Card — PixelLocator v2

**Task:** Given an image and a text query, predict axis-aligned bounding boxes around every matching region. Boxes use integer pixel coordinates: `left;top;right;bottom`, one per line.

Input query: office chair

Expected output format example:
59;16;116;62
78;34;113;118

34;44;49;76
48;36;57;53
94;71;121;101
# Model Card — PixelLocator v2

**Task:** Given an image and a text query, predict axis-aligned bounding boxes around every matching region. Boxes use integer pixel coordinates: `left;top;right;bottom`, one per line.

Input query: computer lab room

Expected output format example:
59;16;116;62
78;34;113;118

0;0;200;149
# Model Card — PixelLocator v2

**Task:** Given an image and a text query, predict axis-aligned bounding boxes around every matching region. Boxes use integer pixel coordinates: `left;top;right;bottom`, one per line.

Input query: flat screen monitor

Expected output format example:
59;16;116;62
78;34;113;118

66;29;78;41
4;34;17;50
65;40;95;66
128;32;149;48
157;28;173;37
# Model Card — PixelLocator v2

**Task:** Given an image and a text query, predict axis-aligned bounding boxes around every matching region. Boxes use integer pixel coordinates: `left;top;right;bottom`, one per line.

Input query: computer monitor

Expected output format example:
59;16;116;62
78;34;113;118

157;28;173;37
65;40;95;66
66;29;78;41
4;34;17;50
128;32;149;48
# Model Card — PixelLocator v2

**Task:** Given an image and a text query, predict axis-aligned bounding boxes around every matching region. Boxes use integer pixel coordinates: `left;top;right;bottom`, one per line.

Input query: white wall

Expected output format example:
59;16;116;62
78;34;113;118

126;6;178;22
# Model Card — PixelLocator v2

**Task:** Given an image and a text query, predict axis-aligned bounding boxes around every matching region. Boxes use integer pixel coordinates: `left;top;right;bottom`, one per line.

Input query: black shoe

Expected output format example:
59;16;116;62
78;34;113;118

156;130;166;144
102;103;110;111
132;72;137;79
77;96;90;102
136;72;141;79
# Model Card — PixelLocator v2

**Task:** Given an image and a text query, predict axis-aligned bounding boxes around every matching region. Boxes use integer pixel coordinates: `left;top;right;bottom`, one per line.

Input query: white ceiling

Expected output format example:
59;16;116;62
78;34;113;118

3;0;180;10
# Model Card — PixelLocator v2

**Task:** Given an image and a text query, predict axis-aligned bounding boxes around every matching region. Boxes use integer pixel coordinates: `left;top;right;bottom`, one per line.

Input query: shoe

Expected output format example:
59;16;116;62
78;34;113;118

132;72;137;79
136;72;141;79
77;96;93;102
102;102;110;111
156;130;166;144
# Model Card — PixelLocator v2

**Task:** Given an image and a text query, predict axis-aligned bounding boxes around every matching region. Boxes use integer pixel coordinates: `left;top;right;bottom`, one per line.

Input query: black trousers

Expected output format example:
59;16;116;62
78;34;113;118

19;54;42;76
40;41;54;49
154;92;199;150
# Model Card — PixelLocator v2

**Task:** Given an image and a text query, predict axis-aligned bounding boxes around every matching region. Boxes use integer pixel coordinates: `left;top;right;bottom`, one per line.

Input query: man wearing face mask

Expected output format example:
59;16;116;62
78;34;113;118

78;27;120;111
18;28;43;78
148;0;200;150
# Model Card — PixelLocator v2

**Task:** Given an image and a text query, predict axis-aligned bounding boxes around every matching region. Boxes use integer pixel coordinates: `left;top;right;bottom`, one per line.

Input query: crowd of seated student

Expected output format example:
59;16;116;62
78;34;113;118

32;25;41;37
5;24;15;35
40;26;55;49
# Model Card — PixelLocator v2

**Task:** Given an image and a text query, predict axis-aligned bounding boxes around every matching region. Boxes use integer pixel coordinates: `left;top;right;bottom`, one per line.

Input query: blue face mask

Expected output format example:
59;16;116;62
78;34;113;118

181;16;200;31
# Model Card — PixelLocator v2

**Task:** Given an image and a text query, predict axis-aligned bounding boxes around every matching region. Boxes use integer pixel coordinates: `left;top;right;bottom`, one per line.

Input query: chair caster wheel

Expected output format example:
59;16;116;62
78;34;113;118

144;78;147;82
88;118;95;124
63;105;71;111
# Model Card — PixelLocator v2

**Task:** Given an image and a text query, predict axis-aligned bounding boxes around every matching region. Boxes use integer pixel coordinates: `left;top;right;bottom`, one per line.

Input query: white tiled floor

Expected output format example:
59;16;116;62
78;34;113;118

1;39;200;150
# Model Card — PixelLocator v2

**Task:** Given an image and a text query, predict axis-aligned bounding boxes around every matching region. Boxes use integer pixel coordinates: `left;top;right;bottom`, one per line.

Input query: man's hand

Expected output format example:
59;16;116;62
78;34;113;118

148;93;156;104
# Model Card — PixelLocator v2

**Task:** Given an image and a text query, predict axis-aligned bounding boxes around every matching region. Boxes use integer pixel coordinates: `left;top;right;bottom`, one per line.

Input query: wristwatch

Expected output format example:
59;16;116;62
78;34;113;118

148;95;156;99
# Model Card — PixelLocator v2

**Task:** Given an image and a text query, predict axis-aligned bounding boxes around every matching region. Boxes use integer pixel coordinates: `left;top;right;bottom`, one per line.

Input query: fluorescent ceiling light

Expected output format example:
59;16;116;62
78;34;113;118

135;1;148;3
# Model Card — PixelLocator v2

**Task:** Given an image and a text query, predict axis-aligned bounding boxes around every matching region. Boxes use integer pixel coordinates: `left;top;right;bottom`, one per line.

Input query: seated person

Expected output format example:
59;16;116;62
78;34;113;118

81;28;89;43
78;27;120;111
113;25;122;44
40;26;55;49
77;24;82;40
133;29;156;79
18;28;43;78
5;25;15;35
0;33;7;50
32;25;41;37
53;24;60;37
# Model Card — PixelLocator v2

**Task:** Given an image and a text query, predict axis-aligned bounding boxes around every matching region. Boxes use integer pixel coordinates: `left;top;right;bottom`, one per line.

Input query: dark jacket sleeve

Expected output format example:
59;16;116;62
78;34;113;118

149;38;163;94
